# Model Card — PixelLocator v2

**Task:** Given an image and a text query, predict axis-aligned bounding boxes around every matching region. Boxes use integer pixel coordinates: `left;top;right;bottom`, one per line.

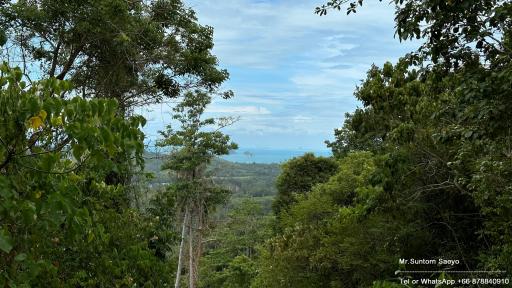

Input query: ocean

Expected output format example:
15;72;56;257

221;148;332;164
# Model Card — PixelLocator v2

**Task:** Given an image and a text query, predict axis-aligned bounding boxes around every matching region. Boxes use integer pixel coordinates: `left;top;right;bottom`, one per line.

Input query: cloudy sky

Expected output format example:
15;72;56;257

142;0;418;151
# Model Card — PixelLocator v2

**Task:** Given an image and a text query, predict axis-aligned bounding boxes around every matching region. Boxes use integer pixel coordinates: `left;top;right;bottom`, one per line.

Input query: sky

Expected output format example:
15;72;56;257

141;0;419;151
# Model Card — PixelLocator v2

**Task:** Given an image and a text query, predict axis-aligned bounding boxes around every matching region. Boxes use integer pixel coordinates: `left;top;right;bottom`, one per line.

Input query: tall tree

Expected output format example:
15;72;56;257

200;199;273;288
252;1;512;286
157;90;237;288
0;64;178;286
320;0;512;274
272;153;337;216
0;0;230;113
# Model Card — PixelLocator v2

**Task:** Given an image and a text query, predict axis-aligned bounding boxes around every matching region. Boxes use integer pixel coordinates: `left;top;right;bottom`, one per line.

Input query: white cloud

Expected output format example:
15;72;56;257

207;105;271;115
139;0;423;150
293;115;312;123
187;0;404;68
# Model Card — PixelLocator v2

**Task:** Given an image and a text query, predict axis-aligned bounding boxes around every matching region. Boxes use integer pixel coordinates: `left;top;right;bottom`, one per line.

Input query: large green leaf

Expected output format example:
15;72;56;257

0;228;13;253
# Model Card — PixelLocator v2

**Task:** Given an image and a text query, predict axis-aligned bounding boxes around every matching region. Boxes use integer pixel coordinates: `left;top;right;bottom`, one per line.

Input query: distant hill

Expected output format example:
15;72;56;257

141;151;281;214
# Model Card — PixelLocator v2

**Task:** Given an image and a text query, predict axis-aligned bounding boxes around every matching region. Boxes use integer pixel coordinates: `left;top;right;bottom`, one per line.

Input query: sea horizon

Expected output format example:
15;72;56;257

220;147;332;164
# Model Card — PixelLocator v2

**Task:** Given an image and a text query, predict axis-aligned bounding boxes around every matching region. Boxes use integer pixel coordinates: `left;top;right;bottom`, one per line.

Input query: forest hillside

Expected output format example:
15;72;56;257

142;152;280;214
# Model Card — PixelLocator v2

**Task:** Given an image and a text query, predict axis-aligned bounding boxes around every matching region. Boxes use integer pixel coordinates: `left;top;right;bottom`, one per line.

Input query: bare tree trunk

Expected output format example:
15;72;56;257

195;200;204;276
188;207;196;288
174;207;189;288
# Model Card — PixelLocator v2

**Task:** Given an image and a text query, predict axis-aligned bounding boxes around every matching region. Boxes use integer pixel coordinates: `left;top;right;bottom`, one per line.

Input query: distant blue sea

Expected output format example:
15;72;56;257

221;148;332;164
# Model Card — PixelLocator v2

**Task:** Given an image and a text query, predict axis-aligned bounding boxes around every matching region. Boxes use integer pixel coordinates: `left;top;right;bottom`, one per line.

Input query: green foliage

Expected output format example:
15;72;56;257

0;0;229;111
316;0;511;66
207;159;280;197
200;200;273;288
3;0;511;286
329;58;512;278
0;64;174;286
156;90;238;218
254;152;404;287
145;154;280;199
158;91;237;175
0;0;236;286
273;153;337;216
156;90;237;287
254;1;512;284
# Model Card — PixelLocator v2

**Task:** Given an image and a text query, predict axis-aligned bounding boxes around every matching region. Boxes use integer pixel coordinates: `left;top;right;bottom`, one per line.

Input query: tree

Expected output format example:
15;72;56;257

254;152;403;287
320;0;512;274
252;0;512;285
157;90;237;288
316;0;511;67
272;153;338;216
199;199;273;288
0;0;230;113
0;63;177;286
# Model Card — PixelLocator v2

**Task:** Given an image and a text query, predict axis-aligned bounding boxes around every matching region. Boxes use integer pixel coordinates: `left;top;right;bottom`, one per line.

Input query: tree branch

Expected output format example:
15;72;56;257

56;45;83;80
49;40;62;78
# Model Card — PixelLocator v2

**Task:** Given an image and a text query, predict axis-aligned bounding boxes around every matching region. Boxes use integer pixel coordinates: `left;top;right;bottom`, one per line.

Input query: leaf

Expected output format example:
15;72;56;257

61;80;72;91
38;110;47;121
0;228;13;253
14;253;27;261
72;144;86;160
28;110;48;129
87;231;95;243
28;116;44;129
21;201;37;225
51;116;63;126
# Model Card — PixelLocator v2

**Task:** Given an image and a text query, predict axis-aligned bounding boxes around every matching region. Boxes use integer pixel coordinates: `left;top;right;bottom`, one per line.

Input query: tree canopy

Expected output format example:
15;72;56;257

252;1;512;287
272;153;337;216
0;63;178;286
0;0;230;112
0;1;236;286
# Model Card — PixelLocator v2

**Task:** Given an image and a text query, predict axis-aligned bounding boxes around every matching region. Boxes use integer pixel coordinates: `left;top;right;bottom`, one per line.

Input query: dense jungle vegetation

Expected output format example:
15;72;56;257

0;0;511;287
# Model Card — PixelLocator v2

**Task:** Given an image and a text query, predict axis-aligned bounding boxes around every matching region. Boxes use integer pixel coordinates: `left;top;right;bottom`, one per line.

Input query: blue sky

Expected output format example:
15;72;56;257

141;0;418;151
